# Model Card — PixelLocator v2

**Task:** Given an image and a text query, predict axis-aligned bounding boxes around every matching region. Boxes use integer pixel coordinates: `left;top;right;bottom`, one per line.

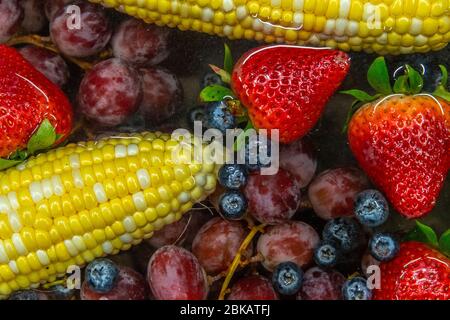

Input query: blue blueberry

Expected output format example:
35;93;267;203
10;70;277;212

201;72;225;88
9;290;41;300
354;190;389;227
48;284;76;300
240;135;272;171
218;190;247;220
342;277;372;300
218;164;248;189
314;242;339;268
322;218;363;253
205;100;236;134
85;258;119;293
368;233;399;262
272;262;304;296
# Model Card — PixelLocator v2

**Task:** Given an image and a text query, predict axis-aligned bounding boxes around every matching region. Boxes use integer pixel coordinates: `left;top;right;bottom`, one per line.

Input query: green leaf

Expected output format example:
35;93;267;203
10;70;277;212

438;65;448;86
233;121;254;152
438;229;450;257
10;150;28;161
0;158;22;171
404;221;439;248
433;65;450;102
393;75;409;94
27;119;57;155
405;65;423;94
342;100;362;134
367;57;392;95
340;89;379;102
223;43;233;74
199;85;235;102
209;64;231;84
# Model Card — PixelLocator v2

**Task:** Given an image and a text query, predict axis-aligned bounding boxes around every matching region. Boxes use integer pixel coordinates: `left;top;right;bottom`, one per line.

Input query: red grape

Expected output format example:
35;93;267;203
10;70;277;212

0;0;23;43
44;0;73;21
227;275;278;300
280;138;317;188
147;245;209;300
192;217;252;275
50;1;112;58
19;45;70;87
78;58;142;126
296;267;345;300
308;167;370;220
257;221;320;271
111;18;170;66
20;0;47;33
81;266;147;300
244;168;301;225
138;67;183;125
146;214;190;248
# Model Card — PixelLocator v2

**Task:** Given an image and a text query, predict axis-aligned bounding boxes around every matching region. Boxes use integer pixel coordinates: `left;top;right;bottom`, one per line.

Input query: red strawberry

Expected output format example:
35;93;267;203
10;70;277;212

373;241;450;300
0;45;73;159
344;58;450;218
231;45;350;144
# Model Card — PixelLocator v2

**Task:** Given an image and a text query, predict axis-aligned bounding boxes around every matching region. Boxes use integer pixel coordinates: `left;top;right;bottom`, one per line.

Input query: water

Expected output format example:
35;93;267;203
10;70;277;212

150;30;449;234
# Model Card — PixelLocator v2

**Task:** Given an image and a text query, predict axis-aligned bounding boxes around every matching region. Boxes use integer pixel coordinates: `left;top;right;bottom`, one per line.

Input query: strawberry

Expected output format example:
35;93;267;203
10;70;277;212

231;45;350;144
373;241;450;300
0;45;73;163
343;58;450;219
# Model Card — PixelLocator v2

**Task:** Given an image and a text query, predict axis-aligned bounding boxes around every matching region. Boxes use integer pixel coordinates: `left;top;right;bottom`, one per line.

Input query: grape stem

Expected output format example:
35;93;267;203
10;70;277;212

218;223;266;300
7;34;111;71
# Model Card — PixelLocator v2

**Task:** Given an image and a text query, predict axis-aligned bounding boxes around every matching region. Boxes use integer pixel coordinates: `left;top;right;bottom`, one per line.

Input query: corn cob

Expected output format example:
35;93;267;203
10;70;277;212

0;132;219;298
91;0;449;54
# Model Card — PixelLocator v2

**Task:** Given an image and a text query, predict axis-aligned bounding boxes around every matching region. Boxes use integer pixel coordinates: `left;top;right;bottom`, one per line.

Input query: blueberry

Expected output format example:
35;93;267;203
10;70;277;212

342;277;372;300
187;106;207;127
201;72;225;88
314;242;339;268
218;164;248;189
239;134;272;171
85;258;119;293
354;190;389;227
9;290;41;300
322;218;363;253
218;190;248;220
368;233;399;262
205;100;236;134
272;262;304;296
48;284;76;300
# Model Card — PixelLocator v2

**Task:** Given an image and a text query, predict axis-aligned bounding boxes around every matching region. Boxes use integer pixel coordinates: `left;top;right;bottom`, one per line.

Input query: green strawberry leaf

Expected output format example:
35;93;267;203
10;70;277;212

234;121;255;152
438;229;450;257
209;64;231;84
10;150;28;161
406;65;423;94
223;43;234;74
0;158;22;171
404;221;439;248
340;89;380;102
200;85;235;102
341;100;363;134
367;57;392;95
433;65;450;102
393;75;409;94
27;119;57;155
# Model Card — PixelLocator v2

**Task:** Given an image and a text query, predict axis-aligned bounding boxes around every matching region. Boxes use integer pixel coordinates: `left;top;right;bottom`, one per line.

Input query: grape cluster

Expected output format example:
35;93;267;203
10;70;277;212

1;0;181;129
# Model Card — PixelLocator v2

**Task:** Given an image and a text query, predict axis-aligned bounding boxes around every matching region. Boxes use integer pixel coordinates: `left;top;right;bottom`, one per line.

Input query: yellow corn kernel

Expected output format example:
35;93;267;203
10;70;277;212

0;132;219;298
